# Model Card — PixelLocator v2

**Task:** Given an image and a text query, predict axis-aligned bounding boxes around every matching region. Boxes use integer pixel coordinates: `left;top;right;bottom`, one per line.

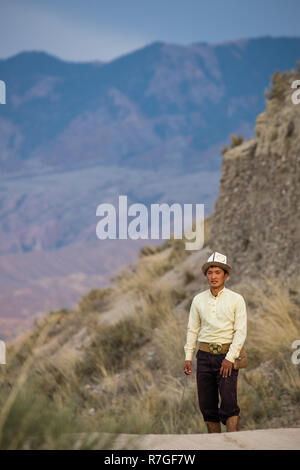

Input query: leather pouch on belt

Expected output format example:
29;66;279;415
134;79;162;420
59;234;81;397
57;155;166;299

233;346;248;369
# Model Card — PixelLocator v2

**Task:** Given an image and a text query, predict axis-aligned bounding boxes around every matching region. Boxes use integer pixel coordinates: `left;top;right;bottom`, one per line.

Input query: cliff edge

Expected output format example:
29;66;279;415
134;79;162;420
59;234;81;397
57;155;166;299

210;67;300;281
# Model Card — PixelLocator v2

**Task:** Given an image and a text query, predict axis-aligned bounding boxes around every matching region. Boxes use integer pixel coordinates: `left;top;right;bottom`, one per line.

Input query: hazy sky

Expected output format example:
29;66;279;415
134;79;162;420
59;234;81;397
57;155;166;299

1;0;300;62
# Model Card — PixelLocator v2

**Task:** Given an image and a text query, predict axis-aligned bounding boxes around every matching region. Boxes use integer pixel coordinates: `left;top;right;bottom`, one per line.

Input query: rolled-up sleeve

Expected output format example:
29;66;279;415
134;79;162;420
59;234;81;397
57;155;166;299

184;298;201;361
225;295;247;363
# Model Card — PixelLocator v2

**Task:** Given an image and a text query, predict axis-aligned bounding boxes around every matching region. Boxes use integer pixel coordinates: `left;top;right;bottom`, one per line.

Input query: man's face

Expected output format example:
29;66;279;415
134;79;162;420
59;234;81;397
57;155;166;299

206;266;228;288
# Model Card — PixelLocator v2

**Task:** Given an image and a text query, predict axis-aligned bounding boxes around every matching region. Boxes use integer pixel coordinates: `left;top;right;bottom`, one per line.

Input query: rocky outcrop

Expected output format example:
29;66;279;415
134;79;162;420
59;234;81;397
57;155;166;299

210;68;300;281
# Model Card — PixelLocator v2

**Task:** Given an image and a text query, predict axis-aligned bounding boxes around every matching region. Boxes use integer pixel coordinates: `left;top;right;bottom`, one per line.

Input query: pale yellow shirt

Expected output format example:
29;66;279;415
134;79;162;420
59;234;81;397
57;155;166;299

184;286;247;363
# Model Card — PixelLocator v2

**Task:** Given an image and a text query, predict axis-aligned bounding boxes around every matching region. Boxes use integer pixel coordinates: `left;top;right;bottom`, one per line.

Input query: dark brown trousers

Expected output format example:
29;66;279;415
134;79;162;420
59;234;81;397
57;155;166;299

196;349;240;425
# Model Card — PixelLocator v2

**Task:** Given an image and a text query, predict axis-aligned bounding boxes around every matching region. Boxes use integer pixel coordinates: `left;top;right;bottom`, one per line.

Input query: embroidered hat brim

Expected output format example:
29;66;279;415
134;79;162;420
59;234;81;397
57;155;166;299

201;261;232;275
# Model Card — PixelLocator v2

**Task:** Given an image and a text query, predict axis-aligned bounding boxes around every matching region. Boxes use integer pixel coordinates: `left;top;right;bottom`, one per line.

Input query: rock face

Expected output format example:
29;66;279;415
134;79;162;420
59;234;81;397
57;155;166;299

210;68;300;282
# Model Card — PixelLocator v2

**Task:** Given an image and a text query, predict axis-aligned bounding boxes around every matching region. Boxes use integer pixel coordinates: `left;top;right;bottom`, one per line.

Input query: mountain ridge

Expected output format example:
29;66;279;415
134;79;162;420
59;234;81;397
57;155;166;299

1;36;300;173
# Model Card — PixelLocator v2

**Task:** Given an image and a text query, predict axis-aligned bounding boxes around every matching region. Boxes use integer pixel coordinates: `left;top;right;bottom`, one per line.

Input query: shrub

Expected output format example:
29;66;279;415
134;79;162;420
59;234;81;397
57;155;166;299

265;70;289;102
220;135;244;155
221;145;229;155
139;245;157;257
75;314;152;379
78;287;114;313
183;269;196;285
230;134;244;148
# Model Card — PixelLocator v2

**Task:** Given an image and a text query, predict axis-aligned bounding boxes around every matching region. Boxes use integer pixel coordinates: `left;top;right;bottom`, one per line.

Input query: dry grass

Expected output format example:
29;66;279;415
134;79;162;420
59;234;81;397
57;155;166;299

243;276;300;363
1;253;300;448
75;280;176;381
265;70;290;101
265;67;300;103
0;312;122;449
78;287;115;313
113;252;173;294
151;305;187;377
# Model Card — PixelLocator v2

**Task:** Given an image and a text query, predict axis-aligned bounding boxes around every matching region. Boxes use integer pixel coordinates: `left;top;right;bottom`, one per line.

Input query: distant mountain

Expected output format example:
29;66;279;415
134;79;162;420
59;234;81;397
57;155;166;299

1;37;300;174
0;36;300;254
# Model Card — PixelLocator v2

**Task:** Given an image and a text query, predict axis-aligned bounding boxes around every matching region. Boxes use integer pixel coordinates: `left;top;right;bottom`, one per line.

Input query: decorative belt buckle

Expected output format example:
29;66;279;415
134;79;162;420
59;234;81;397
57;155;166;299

208;343;222;354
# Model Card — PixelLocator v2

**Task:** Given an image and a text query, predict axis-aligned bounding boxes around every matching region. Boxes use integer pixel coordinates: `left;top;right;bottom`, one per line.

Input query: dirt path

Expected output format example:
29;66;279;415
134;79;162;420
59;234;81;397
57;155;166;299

70;427;300;450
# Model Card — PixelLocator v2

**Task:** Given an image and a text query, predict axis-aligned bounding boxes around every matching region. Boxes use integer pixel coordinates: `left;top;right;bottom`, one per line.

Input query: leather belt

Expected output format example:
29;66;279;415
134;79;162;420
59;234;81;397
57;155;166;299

198;342;231;354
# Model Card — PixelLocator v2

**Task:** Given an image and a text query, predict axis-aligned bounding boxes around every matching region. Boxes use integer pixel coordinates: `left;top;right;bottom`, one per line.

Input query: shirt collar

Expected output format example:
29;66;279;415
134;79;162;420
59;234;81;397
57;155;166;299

209;286;226;298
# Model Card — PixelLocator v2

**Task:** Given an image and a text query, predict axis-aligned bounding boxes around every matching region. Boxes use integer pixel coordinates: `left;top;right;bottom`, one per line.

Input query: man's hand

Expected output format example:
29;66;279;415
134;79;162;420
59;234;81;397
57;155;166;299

184;360;192;375
220;358;233;377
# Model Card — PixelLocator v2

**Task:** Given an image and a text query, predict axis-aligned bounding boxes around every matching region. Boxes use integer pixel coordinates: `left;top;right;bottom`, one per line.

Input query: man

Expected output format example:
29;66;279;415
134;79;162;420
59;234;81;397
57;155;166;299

184;252;247;433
